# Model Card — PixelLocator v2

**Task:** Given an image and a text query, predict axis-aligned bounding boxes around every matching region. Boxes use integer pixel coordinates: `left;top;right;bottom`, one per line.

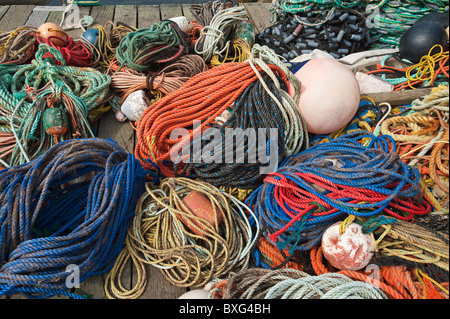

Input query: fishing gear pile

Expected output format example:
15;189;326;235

0;23;96;67
0;138;149;299
81;21;137;68
208;268;388;299
0;27;37;64
0;0;448;300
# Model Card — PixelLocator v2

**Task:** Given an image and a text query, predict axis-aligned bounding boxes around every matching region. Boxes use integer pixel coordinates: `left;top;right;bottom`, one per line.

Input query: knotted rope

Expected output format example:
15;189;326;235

0;138;150;299
135;45;308;189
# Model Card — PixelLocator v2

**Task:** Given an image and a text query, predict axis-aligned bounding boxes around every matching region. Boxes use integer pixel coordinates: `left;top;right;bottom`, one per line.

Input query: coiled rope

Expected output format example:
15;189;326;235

0;138;150;299
104;177;258;298
81;21;136;68
311;245;448;299
0;26;37;64
378;85;449;211
115;20;191;73
257;8;367;60
36;34;93;67
0;44;111;167
364;0;449;49
310;217;449;298
194;5;249;63
189;0;237;27
209;268;387;299
366;45;449;91
246;131;431;255
110;54;208;102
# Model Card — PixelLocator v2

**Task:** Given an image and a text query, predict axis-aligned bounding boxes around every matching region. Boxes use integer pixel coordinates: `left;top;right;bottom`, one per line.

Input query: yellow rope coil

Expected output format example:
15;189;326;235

104;177;259;298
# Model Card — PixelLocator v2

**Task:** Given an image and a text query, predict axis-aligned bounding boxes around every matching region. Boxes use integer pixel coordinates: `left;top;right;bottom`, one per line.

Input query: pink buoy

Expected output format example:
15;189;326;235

288;58;360;134
321;222;374;271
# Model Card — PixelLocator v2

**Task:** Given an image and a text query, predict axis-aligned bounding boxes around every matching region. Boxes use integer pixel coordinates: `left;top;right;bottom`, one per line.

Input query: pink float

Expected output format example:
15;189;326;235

288;58;360;134
321;221;374;271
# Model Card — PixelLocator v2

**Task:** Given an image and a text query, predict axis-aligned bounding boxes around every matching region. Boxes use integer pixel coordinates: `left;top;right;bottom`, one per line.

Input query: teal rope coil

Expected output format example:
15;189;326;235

0;138;155;299
0;44;111;167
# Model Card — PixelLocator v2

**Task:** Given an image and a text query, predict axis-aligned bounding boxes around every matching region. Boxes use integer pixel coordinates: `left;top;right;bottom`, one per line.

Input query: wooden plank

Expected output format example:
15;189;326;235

243;2;272;33
25;10;50;28
0;6;11;24
362;87;433;106
181;4;196;23
114;5;137;27
137;5;160;29
0;5;34;31
160;4;183;21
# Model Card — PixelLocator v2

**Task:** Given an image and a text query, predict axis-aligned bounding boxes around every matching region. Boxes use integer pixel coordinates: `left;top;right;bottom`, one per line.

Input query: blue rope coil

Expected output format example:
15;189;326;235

246;131;430;256
0;138;152;299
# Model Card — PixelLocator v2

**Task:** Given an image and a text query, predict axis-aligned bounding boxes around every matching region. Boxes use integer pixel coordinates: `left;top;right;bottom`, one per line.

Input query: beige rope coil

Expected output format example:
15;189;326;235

104;177;259;299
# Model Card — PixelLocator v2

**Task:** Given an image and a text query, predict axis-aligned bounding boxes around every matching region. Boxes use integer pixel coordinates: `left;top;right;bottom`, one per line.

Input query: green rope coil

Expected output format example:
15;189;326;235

0;43;111;167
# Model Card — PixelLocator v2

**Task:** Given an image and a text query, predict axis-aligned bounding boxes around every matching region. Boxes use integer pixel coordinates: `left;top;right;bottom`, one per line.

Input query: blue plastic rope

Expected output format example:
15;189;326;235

0;138;151;299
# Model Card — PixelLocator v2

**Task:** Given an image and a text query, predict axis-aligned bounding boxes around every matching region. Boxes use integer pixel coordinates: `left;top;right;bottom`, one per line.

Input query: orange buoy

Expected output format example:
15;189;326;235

177;190;224;236
288;58;360;135
37;22;69;47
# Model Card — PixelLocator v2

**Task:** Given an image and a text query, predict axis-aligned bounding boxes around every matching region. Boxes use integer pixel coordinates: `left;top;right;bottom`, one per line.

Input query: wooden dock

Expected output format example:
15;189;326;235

0;1;272;299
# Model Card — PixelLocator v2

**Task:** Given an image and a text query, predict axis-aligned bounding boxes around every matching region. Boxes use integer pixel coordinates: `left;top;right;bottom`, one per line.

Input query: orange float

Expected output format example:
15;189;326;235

36;22;69;47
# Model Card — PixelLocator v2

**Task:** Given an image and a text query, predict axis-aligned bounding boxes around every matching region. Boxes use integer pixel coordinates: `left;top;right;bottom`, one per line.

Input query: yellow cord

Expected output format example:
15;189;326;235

406;44;449;89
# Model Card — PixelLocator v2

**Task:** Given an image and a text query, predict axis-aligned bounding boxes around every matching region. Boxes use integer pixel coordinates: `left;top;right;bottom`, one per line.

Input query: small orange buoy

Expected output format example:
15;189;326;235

177;190;224;236
37;22;69;47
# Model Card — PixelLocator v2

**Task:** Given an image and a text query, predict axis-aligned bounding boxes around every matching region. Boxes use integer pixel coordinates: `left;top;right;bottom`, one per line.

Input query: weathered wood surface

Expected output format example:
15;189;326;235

0;2;433;300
